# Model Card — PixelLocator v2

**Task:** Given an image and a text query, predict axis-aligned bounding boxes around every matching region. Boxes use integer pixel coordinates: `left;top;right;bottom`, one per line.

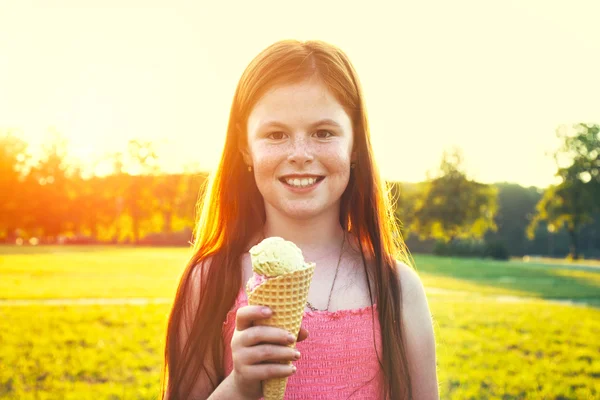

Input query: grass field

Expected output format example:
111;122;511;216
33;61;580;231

1;245;599;399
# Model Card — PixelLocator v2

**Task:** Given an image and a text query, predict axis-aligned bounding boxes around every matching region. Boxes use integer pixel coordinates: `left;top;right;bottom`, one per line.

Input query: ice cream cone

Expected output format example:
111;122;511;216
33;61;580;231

246;264;315;400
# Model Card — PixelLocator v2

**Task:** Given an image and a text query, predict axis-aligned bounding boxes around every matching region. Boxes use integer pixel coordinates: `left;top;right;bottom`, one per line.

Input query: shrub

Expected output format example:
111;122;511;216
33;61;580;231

484;241;510;260
433;240;485;258
432;239;510;260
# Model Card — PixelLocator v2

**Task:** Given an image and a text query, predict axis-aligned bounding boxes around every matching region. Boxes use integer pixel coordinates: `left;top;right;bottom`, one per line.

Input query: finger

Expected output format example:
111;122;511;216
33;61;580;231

239;326;296;347
297;327;309;342
242;343;301;365
235;305;272;331
239;362;297;381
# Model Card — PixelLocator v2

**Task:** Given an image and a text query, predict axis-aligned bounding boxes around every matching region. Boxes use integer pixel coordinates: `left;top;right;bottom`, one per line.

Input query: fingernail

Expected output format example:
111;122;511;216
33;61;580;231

294;351;301;360
291;365;297;373
287;334;296;343
262;307;271;316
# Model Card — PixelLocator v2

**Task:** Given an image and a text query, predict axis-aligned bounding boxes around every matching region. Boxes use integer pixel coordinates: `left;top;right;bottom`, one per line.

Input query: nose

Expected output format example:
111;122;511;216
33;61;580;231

287;137;314;165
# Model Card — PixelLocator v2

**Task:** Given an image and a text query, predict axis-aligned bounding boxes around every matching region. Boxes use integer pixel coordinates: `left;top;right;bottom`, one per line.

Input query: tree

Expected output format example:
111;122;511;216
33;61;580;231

122;139;160;243
485;183;542;256
26;132;76;240
555;123;600;204
176;169;209;231
153;174;183;235
528;123;600;259
411;148;498;242
391;181;424;239
0;129;30;240
68;175;114;240
527;181;594;259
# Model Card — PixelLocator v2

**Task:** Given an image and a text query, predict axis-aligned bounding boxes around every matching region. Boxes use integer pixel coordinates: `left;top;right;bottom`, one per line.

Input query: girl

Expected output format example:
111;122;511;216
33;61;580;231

161;39;439;400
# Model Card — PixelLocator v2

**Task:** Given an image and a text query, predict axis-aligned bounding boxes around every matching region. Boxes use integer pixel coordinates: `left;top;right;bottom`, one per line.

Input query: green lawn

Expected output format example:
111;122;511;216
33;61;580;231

415;254;600;305
1;246;599;399
0;304;169;400
431;293;600;399
0;246;191;299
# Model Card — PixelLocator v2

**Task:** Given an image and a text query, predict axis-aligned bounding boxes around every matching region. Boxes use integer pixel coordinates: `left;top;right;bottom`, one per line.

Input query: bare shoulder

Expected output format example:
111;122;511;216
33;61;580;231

395;260;440;399
395;260;431;333
173;255;221;400
184;256;215;323
395;261;427;307
189;255;214;285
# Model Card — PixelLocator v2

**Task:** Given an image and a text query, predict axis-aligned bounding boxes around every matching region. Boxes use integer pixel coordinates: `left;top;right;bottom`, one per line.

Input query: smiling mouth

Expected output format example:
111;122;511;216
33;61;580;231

279;176;325;188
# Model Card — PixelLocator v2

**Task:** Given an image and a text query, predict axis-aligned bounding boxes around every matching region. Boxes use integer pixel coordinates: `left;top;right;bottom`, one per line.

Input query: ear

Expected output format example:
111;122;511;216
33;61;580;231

240;147;252;166
236;122;253;166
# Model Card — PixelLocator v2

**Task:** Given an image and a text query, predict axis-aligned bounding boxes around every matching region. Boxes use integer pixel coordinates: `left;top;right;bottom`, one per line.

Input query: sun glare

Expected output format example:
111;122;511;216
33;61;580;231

1;1;599;188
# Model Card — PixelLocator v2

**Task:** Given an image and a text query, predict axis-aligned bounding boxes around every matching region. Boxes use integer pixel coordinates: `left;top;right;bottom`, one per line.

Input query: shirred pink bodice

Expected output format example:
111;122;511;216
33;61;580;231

222;289;384;399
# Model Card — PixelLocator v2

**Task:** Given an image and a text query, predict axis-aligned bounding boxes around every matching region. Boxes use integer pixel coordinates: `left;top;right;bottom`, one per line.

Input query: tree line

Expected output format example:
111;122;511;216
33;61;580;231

1;124;598;259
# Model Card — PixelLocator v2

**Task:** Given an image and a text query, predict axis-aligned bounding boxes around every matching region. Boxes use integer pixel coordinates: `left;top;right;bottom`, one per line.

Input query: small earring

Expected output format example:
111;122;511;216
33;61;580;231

350;162;356;169
248;165;253;172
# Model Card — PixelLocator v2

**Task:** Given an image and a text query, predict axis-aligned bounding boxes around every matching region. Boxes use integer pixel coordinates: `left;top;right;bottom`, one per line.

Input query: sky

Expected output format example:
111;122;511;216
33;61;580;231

1;0;599;188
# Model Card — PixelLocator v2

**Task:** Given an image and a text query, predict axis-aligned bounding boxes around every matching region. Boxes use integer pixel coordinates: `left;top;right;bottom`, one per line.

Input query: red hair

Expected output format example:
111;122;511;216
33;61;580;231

161;39;413;399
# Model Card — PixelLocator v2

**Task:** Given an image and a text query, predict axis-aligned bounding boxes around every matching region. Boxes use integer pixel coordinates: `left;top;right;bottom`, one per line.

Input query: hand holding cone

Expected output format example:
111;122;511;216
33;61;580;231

247;237;315;400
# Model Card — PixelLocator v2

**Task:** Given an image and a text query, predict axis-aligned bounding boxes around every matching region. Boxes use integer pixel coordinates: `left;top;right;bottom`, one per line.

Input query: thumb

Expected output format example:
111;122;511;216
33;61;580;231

297;326;309;342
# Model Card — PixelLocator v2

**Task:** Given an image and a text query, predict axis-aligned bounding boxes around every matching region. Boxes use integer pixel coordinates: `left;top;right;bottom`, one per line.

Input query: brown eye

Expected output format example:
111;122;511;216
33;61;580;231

268;131;285;140
315;130;334;139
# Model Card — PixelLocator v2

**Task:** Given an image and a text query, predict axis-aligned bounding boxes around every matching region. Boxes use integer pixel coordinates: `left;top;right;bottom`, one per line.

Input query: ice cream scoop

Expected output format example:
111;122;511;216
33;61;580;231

249;236;307;276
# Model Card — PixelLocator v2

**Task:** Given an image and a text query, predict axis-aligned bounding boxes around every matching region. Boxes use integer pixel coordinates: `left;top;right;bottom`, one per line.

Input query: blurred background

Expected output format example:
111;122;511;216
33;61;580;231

1;1;599;399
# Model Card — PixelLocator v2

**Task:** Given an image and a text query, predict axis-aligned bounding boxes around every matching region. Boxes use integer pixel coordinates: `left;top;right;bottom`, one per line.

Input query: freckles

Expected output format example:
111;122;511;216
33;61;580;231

323;146;351;165
253;147;283;168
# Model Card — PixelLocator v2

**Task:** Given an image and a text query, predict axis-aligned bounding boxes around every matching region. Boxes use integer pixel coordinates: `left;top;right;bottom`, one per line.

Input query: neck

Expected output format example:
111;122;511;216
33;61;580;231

262;208;345;263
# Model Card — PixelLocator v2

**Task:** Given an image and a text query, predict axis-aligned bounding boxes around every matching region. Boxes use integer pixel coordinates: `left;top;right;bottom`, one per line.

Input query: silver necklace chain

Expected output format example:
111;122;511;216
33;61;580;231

306;232;346;312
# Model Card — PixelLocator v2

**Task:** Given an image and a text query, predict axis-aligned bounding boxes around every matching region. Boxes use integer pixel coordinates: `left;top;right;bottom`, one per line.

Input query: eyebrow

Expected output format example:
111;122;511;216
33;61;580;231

260;118;342;130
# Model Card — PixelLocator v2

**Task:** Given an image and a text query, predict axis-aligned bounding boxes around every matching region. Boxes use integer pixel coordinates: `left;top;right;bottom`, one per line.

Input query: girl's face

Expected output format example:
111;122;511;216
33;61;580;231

244;79;355;220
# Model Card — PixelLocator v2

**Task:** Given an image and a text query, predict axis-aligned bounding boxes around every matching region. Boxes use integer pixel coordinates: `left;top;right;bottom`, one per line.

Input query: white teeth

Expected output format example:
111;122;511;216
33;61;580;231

285;177;318;188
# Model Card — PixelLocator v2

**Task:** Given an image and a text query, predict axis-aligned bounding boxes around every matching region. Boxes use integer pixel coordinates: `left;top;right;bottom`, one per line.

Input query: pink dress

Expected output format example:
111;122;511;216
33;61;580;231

222;289;385;399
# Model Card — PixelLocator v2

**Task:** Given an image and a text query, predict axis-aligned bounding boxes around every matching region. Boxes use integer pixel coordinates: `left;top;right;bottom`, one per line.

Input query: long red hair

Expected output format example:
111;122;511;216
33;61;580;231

161;39;413;399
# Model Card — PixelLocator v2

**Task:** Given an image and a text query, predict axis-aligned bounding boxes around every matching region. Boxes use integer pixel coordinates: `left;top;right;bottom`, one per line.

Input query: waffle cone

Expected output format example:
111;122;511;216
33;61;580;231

246;264;315;400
